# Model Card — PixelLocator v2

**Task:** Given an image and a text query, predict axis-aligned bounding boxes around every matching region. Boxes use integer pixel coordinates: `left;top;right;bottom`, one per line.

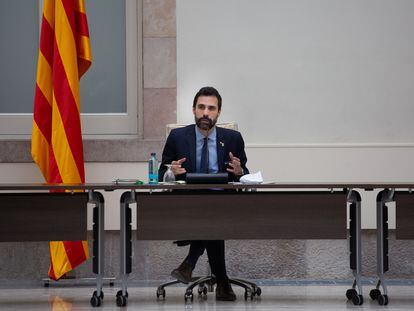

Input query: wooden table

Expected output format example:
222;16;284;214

115;182;373;307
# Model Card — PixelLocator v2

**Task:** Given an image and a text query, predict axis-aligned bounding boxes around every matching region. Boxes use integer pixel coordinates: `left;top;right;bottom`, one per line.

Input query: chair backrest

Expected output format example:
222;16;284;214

166;122;238;138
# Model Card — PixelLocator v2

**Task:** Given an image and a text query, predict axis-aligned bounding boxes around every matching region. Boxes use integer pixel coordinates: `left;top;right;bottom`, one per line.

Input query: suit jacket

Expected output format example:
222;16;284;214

159;124;249;182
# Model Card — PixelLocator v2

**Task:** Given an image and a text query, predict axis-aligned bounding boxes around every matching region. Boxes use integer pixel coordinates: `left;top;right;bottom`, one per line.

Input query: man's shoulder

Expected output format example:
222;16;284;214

169;124;194;136
216;126;241;138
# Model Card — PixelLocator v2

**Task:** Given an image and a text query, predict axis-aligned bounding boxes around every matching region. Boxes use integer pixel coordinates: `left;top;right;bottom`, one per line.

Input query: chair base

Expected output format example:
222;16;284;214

156;275;262;301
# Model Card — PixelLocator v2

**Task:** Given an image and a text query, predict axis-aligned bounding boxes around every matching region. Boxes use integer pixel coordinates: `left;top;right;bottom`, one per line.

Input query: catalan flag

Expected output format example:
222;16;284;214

31;0;92;281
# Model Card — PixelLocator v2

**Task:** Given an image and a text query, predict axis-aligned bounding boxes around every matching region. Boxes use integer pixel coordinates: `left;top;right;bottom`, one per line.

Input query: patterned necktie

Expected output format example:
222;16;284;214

200;137;209;173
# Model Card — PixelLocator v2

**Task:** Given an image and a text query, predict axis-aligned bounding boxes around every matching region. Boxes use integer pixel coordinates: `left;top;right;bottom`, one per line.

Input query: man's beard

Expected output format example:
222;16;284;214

195;116;217;131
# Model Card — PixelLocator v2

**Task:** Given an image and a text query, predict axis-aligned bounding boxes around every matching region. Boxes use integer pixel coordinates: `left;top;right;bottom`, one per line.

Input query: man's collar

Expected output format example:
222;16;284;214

195;125;216;140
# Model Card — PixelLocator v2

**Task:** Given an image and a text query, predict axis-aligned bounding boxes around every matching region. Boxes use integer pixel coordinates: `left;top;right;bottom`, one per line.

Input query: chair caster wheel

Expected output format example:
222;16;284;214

244;290;253;300
156;287;166;299
197;285;208;295
254;287;262;296
184;292;194;302
378;294;389;306
370;288;381;300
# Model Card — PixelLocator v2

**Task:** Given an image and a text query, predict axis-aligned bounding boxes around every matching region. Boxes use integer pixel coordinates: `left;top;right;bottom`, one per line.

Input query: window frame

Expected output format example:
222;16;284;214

0;0;142;139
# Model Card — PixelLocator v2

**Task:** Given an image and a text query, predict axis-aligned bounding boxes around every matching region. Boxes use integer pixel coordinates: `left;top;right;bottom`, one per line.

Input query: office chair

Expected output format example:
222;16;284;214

156;122;262;301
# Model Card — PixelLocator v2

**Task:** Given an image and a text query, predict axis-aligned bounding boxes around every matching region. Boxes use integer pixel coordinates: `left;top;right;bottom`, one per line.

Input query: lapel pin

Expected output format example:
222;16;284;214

220;141;224;147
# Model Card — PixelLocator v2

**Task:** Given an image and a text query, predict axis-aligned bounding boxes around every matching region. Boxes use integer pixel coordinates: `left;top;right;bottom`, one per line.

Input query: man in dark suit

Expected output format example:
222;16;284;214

159;86;248;301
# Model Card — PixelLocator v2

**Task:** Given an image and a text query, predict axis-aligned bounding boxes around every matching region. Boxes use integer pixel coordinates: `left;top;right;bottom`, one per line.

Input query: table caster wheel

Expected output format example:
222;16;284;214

116;294;127;307
352;294;364;306
378;294;389;306
93;290;104;300
370;288;381;300
116;290;128;298
346;288;356;301
90;294;102;307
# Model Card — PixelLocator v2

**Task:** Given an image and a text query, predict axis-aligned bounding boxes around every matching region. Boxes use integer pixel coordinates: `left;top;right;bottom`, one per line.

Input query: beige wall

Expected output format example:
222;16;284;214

142;0;177;139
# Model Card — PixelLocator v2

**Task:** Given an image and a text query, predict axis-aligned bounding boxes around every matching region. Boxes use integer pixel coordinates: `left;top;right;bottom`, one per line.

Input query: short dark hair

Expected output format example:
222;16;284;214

193;86;222;110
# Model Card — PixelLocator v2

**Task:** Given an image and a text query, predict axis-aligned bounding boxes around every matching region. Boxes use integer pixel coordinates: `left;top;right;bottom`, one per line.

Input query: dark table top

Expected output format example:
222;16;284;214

0;182;414;191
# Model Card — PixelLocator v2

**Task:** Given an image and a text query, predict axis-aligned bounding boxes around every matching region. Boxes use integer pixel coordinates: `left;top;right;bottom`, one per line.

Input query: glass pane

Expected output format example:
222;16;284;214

0;0;38;113
81;0;126;113
0;0;126;115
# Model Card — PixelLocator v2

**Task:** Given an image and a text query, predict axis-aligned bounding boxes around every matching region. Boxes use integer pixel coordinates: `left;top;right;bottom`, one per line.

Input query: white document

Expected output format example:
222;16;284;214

239;171;263;184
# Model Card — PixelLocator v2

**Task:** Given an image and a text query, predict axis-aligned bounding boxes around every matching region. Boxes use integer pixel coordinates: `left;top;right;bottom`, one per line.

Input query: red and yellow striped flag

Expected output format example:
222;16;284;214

31;0;92;281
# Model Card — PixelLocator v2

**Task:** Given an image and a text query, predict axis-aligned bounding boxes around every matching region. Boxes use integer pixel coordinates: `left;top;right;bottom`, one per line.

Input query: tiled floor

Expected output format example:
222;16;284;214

0;283;413;310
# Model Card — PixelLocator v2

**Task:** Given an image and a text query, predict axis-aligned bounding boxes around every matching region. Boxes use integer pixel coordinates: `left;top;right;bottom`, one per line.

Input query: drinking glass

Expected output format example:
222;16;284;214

163;164;176;183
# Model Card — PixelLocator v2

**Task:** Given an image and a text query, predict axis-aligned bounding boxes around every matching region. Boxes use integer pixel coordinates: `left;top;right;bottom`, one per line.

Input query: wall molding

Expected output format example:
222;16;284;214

0;139;165;163
247;143;414;149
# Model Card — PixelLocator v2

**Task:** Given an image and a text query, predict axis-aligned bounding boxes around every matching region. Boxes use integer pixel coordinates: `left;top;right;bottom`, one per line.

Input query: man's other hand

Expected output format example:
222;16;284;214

171;158;187;176
227;152;243;176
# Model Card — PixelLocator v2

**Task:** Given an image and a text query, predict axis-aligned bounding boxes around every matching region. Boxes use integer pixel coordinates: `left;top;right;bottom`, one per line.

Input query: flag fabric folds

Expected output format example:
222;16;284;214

31;0;92;281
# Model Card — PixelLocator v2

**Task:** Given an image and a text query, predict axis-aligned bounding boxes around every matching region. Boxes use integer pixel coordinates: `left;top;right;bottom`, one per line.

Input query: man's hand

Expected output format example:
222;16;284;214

171;157;187;176
226;152;243;176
